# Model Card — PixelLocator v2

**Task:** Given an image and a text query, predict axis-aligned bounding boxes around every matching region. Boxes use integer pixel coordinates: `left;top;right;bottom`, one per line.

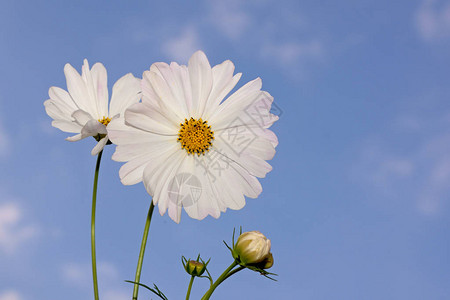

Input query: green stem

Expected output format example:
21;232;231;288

223;266;244;281
91;150;103;300
132;201;155;300
201;261;239;300
186;276;195;300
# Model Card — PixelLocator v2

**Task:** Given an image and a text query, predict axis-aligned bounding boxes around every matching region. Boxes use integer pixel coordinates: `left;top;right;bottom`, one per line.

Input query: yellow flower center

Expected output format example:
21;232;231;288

98;116;111;126
177;117;214;156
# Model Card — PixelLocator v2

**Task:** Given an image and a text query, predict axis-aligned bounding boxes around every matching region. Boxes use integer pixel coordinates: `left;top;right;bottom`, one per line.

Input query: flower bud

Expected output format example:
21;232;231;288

184;259;207;276
233;231;271;265
257;252;274;269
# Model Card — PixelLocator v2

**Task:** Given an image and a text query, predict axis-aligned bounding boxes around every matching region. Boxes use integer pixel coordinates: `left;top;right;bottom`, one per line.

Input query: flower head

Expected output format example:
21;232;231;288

108;51;278;222
44;59;141;155
182;256;209;277
232;231;272;266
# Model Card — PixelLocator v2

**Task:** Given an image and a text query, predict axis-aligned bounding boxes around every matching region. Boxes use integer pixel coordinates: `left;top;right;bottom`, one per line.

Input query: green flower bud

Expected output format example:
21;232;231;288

184;259;207;276
233;231;271;266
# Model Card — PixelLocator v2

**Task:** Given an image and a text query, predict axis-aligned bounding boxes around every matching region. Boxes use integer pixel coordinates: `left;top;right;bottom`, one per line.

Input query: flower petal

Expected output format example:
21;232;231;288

208;78;263;129
91;136;108;156
188;51;213;118
124;102;178;135
89;62;109;118
107;117;171;147
143;70;186;121
66;133;84;142
48;86;78;111
72;109;94;127
203;60;241;119
64;62;97;116
81;119;107;137
109;73;141;117
150;62;190;117
142;146;183;202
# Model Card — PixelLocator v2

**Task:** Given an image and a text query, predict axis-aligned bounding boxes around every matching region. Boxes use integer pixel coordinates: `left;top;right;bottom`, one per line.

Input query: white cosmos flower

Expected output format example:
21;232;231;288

44;59;141;155
107;51;278;223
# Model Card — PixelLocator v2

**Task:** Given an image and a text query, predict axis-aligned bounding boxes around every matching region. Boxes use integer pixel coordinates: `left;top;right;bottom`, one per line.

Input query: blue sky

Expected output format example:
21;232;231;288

1;0;450;299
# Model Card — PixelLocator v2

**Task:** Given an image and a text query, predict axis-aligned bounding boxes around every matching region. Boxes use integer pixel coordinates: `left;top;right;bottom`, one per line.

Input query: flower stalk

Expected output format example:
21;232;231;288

132;201;155;300
185;275;195;300
91;150;103;300
200;260;240;300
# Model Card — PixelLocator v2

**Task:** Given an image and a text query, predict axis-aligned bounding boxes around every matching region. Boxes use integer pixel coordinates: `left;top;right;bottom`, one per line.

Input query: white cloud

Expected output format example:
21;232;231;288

62;261;129;299
207;0;252;40
353;112;450;215
0;203;39;254
415;0;450;41
0;290;22;300
161;26;201;63
261;40;323;67
205;0;325;78
62;261;120;288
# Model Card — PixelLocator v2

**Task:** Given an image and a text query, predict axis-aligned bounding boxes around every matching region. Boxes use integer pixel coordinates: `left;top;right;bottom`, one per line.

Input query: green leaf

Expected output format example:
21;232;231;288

125;280;169;300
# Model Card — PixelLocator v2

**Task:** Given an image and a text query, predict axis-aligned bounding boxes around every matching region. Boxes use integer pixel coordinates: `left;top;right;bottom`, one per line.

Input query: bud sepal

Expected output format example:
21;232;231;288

182;254;211;277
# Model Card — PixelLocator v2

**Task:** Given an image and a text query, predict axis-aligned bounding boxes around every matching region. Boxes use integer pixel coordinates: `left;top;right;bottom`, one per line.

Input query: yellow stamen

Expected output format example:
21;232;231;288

98;116;111;126
177;117;214;156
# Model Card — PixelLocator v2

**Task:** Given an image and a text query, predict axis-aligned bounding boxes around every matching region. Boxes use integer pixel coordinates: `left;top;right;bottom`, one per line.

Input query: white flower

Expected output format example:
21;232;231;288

108;51;278;223
44;59;141;155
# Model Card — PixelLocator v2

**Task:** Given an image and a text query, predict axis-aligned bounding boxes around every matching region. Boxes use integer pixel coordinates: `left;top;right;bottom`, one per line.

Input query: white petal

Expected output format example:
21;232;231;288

48;86;78;111
109;73;141;117
150;150;188;223
72;110;94;127
124;102;178;135
204;148;262;198
203;60;241;119
212;137;272;178
114;123;177;186
188;51;213;118
214;127;277;160
51;120;83;133
90;62;109;118
66;133;84;142
91;136;108;156
209;78;263;129
44;100;72;121
107;117;171;146
150;62;190;117
183;156;222;220
64;63;97;116
119;153;154;185
81;119;107;137
141;71;160;110
144;71;186;121
142;145;183;199
44;100;82;133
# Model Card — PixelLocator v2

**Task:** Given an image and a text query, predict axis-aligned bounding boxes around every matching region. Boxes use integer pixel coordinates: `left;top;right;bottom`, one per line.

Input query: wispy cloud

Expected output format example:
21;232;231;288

353;111;450;215
125;0;326;78
0;202;39;254
415;0;450;41
62;261;128;298
62;261;120;288
260;40;324;75
206;0;325;78
0;290;22;300
207;0;252;40
161;26;202;63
